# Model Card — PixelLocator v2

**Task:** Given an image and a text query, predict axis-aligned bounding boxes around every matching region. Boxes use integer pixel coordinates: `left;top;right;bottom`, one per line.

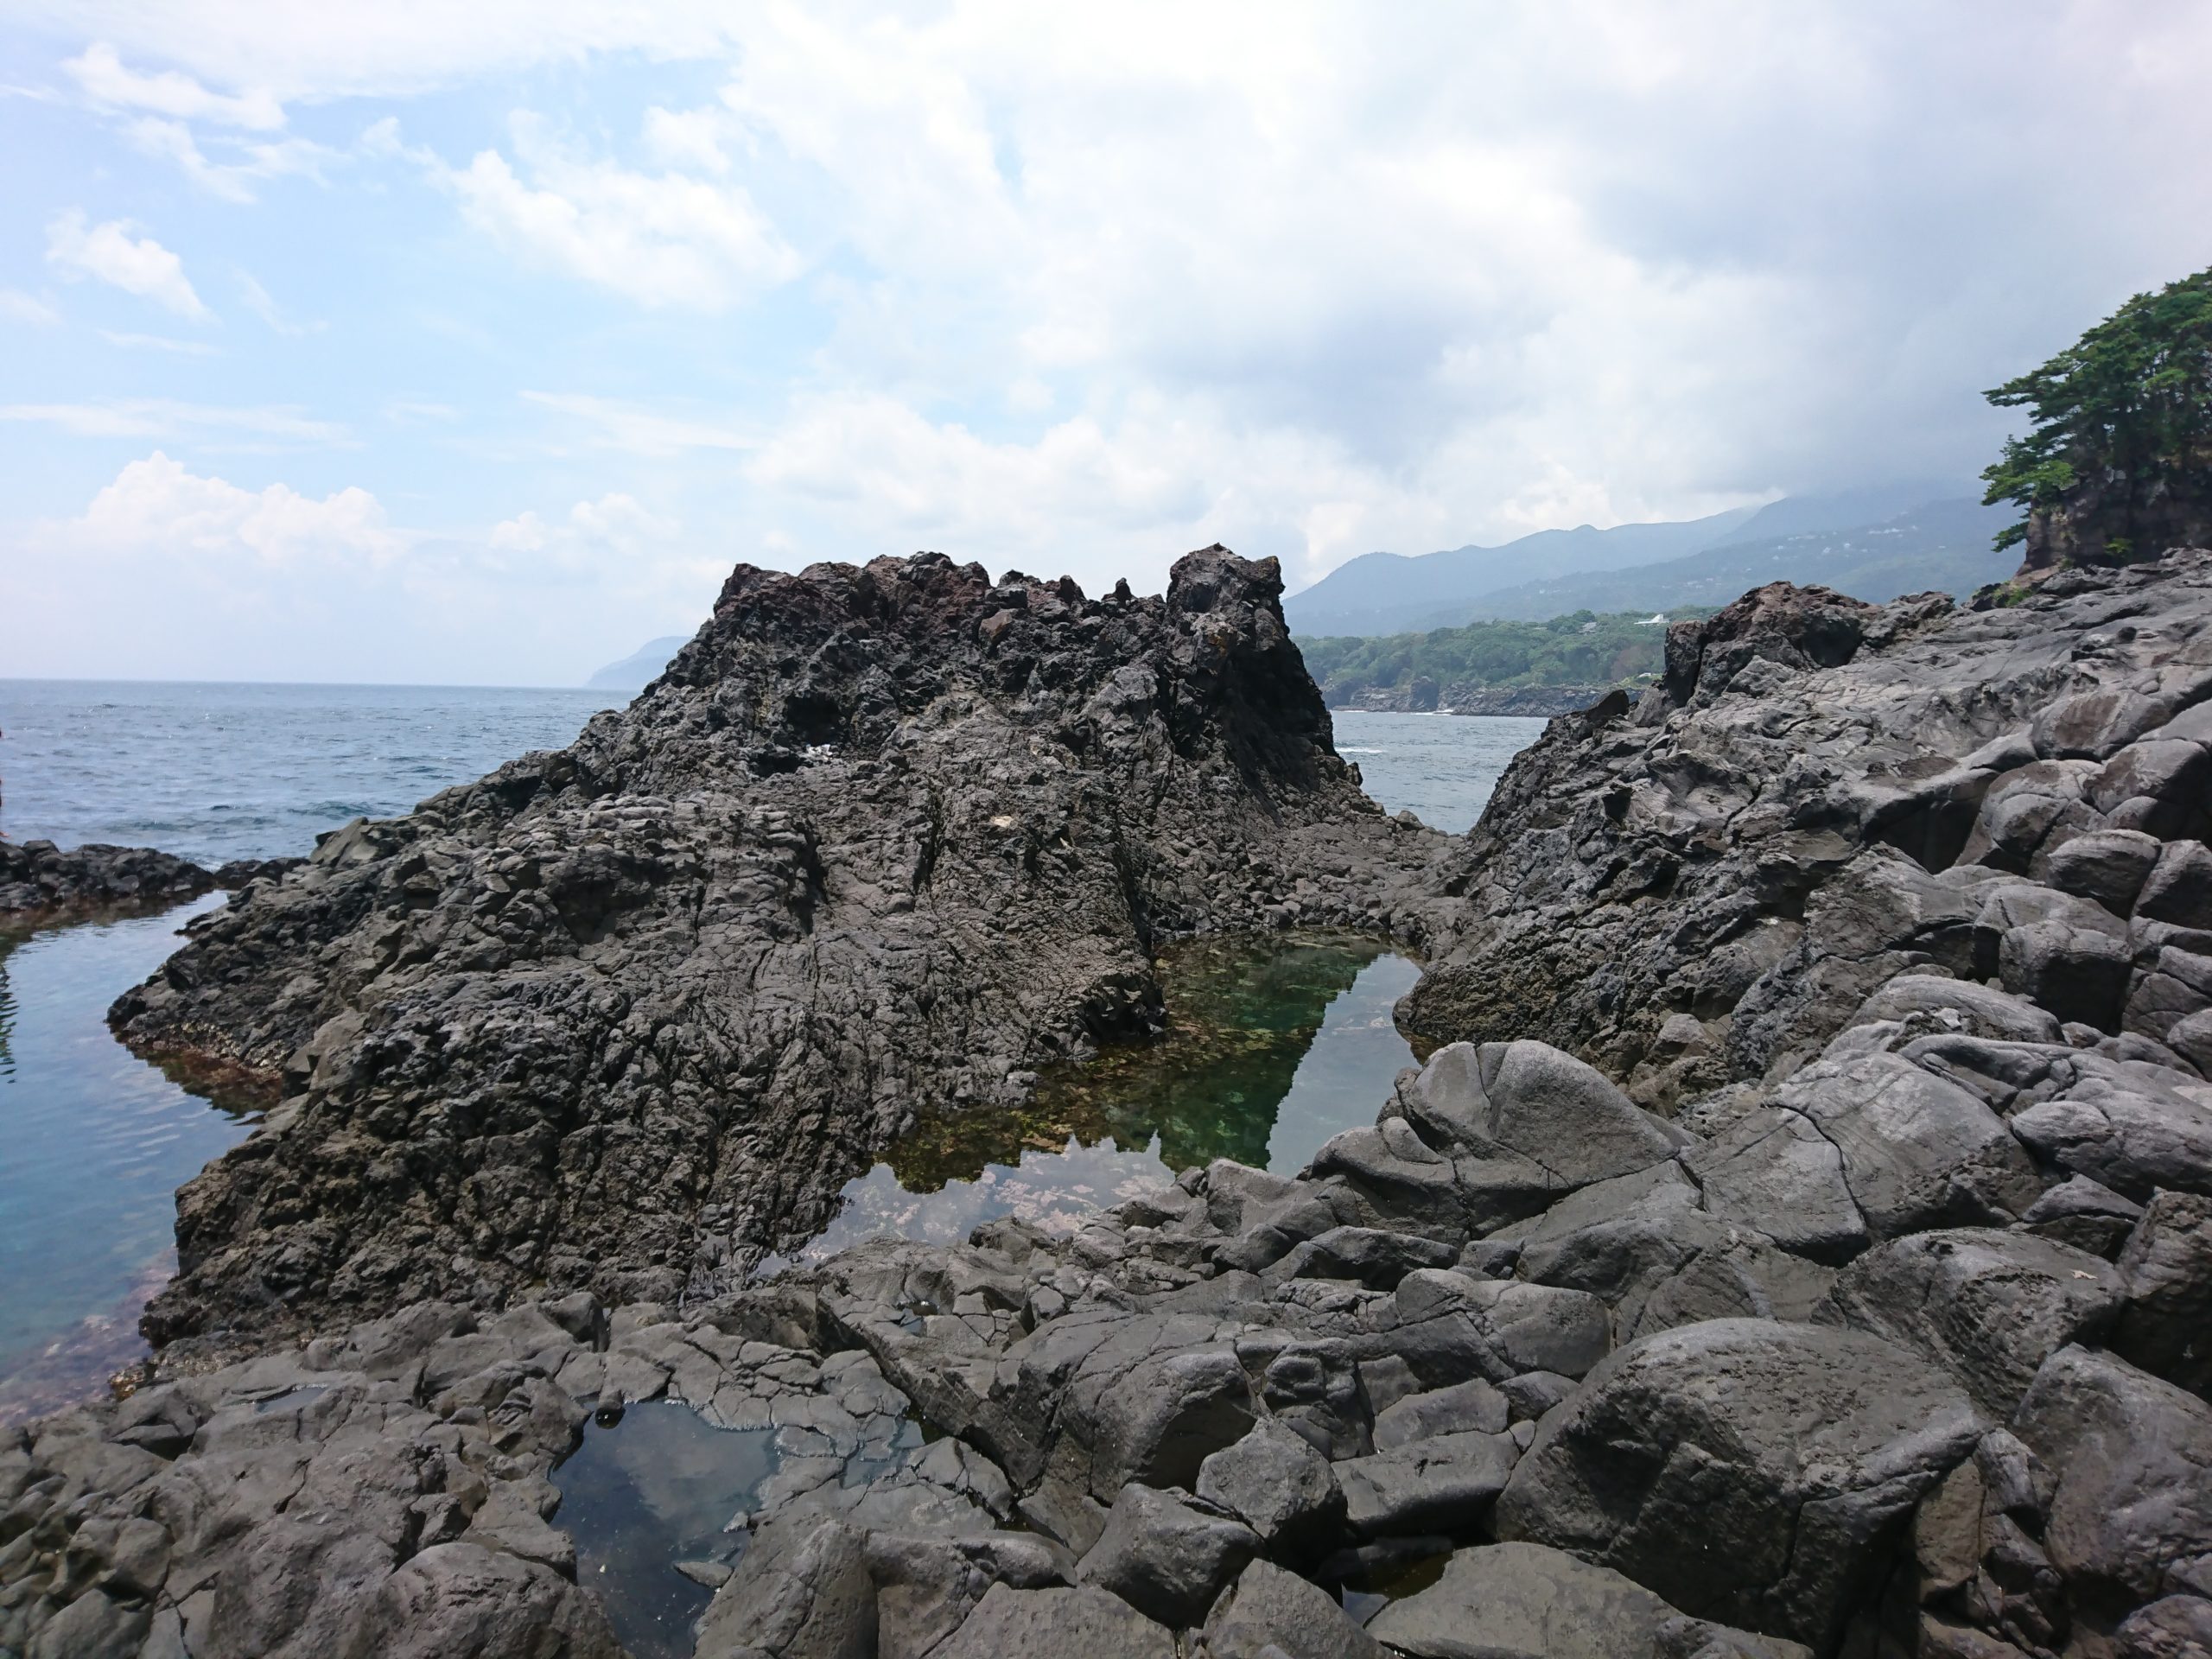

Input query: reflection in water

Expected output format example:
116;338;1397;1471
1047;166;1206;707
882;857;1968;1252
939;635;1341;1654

0;943;14;1080
772;933;1422;1268
0;894;257;1422
555;1401;919;1659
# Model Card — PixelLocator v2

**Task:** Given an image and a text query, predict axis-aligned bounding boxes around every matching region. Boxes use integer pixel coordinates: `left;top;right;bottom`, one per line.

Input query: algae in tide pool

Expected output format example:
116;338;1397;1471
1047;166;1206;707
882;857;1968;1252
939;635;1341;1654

779;932;1423;1266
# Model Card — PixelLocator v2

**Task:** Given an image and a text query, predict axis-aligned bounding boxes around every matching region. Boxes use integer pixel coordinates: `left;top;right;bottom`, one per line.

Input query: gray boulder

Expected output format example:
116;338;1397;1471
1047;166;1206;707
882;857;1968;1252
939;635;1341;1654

1373;1378;1511;1447
1681;1052;2046;1263
1390;1269;1613;1382
1999;919;2135;1030
2010;1077;2212;1201
1686;1109;1869;1264
1402;1041;1686;1185
1202;1559;1387;1659
2020;1173;2146;1258
339;1543;623;1659
2045;829;2164;915
2012;1346;2212;1615
1363;1541;1687;1659
933;1583;1175;1659
1847;974;2064;1044
695;1514;876;1659
1817;1228;2124;1417
2138;842;2212;929
1195;1420;1346;1559
1494;1319;1983;1652
1076;1483;1258;1629
2115;1595;2212;1659
2113;1191;2212;1400
1337;1430;1519;1538
1264;1226;1459;1290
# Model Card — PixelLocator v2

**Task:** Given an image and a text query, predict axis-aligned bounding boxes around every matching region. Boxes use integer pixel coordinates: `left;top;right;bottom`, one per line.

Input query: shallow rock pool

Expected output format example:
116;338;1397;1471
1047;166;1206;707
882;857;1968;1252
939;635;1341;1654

771;931;1424;1269
0;893;254;1421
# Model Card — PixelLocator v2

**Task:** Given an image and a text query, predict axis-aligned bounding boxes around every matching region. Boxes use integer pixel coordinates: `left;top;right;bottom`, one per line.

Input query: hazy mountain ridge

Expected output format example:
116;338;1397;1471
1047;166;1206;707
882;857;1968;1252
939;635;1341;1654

585;635;689;690
1461;496;2014;622
1285;479;1966;637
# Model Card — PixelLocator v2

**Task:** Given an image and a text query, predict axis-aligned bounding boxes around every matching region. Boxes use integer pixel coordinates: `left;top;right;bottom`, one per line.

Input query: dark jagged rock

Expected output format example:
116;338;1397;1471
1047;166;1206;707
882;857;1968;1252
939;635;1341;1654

0;840;291;927
15;549;2212;1656
1404;550;2212;1110
107;547;1445;1351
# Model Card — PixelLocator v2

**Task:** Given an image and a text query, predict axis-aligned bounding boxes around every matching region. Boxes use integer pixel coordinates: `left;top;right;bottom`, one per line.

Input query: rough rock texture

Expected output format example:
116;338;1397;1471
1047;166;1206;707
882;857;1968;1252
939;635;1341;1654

0;841;290;928
1402;552;2212;1107
1493;1319;1984;1652
15;549;2212;1656
1367;1541;1813;1659
107;548;1446;1350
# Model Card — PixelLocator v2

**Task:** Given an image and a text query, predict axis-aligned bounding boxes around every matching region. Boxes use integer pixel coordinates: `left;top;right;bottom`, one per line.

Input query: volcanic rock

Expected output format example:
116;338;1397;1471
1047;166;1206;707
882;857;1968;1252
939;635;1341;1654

107;548;1440;1349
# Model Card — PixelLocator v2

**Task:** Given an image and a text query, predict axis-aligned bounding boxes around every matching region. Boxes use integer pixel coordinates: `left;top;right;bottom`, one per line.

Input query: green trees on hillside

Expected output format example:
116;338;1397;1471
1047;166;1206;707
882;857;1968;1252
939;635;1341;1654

1983;267;2212;562
1296;609;1707;697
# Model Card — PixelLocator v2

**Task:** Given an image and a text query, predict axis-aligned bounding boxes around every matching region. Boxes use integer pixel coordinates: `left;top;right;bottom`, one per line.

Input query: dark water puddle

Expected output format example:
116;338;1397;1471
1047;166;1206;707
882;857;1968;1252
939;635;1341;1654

556;1399;920;1659
0;893;258;1423
771;932;1424;1268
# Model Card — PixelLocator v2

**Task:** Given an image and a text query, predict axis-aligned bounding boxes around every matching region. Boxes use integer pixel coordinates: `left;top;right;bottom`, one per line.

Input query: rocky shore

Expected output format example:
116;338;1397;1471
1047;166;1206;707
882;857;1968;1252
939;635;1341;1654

106;548;1451;1355
5;547;2212;1659
0;842;293;931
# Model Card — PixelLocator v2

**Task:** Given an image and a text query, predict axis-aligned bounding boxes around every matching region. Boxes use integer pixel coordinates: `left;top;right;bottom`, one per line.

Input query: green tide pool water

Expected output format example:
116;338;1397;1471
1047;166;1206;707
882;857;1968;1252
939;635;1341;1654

769;931;1426;1270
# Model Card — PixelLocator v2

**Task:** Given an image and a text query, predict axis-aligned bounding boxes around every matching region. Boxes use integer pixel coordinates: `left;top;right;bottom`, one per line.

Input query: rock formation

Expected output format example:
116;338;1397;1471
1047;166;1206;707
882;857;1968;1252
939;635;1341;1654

8;547;2212;1658
107;548;1445;1354
0;842;290;929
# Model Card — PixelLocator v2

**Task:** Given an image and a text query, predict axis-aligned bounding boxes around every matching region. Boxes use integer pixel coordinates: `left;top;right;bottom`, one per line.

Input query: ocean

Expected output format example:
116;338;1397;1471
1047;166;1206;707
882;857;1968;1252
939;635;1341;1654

0;680;1545;1412
0;683;1538;859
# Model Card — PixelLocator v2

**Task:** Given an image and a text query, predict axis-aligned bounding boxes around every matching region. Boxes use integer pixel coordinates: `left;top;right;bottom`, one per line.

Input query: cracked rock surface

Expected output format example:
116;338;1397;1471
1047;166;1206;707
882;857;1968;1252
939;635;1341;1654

104;546;1447;1355
10;550;2212;1656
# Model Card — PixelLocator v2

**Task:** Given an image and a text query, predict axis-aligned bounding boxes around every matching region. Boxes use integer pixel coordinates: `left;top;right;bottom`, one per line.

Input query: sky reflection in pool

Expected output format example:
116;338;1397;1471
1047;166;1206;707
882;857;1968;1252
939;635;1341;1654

775;933;1422;1268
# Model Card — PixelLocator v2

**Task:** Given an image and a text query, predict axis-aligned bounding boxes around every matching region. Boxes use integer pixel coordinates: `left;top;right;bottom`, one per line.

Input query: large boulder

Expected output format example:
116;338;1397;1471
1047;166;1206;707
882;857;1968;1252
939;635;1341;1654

1366;1541;1813;1659
2012;1346;2212;1630
1195;1420;1347;1559
932;1583;1175;1659
1336;1429;1519;1538
1816;1229;2124;1417
2010;1076;2212;1201
1767;1055;2044;1240
1075;1483;1257;1629
1400;1041;1686;1187
1493;1319;1984;1653
1202;1560;1388;1659
335;1544;623;1659
2113;1191;2212;1398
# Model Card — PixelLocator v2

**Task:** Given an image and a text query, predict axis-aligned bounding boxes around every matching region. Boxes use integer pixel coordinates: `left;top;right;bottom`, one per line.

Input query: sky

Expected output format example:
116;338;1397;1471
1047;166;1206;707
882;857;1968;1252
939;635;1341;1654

1;3;2209;686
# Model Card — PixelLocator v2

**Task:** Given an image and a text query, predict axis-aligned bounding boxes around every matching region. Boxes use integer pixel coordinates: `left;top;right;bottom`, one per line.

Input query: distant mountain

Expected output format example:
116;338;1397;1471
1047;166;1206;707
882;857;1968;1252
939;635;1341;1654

1461;497;2013;620
1283;480;1966;638
586;635;687;690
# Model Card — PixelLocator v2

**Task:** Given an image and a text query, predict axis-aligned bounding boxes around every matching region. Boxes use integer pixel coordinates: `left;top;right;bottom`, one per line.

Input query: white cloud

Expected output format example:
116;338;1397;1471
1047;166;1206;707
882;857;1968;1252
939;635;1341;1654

62;451;403;567
0;400;345;443
522;391;753;455
238;271;321;335
0;289;61;326
65;41;284;129
44;211;209;319
489;493;682;580
33;3;738;102
124;115;335;201
641;105;729;174
434;114;802;309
